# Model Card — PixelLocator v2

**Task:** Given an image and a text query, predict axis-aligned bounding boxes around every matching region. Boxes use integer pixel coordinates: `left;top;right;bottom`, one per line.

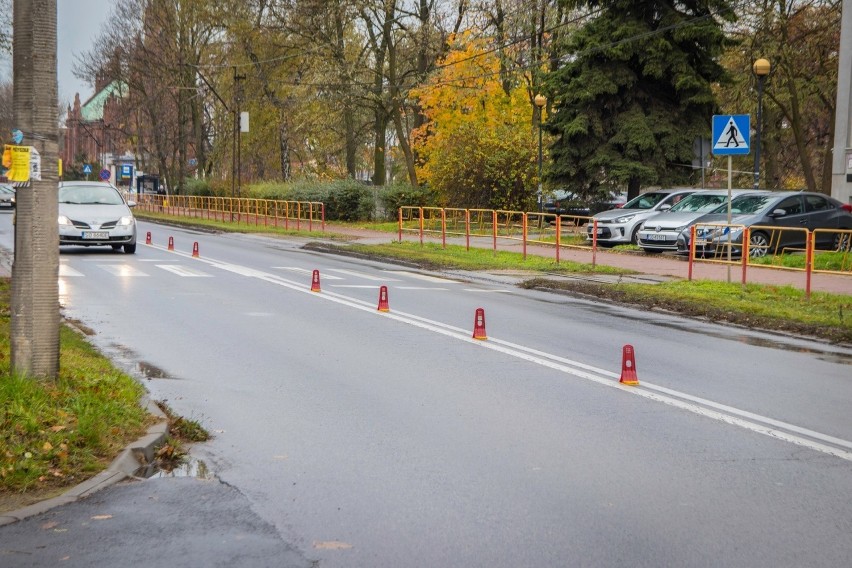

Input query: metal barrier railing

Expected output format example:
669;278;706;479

813;228;852;275
397;206;597;266
688;223;852;298
133;194;325;232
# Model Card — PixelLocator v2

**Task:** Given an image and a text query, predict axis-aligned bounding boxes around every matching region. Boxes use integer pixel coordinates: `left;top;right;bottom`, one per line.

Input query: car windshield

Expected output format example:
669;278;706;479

714;194;776;215
669;193;727;213
58;185;124;205
621;192;669;210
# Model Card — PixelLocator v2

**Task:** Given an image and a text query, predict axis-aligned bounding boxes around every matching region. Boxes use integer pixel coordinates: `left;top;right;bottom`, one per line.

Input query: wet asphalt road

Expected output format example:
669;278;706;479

1;214;852;567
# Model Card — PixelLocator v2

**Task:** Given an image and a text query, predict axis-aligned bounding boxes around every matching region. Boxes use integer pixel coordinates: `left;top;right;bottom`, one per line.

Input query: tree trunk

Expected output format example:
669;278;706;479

11;0;60;379
627;176;641;201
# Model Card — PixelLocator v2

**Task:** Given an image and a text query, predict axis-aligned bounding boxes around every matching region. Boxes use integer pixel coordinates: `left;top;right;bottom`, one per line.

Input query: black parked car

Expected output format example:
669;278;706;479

678;191;852;257
543;190;627;223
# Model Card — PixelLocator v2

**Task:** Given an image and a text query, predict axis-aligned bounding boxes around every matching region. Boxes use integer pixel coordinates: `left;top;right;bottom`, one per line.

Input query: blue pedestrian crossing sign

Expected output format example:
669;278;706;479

712;115;750;156
82;164;92;175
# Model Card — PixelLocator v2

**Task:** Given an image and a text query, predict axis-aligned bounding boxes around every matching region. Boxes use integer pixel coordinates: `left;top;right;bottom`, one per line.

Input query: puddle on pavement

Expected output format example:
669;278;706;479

137;360;174;380
134;457;213;480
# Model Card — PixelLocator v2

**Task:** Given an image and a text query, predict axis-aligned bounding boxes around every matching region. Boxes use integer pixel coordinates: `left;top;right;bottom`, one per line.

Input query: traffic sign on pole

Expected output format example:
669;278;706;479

712;115;750;156
99;168;111;181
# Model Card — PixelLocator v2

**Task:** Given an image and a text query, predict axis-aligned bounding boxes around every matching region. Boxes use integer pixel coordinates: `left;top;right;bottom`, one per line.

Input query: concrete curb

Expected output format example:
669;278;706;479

0;399;169;527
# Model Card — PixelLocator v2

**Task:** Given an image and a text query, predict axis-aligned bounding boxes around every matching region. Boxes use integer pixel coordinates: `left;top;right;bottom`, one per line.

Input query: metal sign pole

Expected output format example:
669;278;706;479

727;155;732;283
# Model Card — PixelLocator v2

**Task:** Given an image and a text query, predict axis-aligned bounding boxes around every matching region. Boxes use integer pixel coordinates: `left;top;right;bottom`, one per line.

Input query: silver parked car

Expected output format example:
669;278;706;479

585;188;695;246
58;181;138;254
0;184;16;209
637;189;769;253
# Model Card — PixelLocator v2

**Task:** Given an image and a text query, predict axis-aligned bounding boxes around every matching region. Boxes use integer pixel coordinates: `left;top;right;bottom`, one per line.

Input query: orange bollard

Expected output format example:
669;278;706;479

311;269;321;292
167;236;174;251
377;285;390;312
145;231;152;245
192;242;199;258
619;344;639;385
472;308;487;340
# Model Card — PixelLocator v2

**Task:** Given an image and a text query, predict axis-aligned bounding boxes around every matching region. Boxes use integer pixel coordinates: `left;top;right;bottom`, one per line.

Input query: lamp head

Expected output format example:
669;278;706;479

753;58;771;77
534;94;546;108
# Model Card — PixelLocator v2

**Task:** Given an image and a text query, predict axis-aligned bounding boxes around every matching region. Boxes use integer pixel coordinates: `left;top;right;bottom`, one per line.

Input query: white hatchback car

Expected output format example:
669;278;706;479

586;188;695;246
58;181;138;254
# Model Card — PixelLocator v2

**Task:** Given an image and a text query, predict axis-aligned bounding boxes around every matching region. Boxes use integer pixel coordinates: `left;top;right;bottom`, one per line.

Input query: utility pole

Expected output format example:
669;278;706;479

233;67;245;200
11;0;60;379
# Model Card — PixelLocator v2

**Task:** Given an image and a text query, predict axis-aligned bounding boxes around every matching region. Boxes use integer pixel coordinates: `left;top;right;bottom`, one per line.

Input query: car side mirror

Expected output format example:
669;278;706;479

126;200;137;208
659;204;671;211
770;208;786;217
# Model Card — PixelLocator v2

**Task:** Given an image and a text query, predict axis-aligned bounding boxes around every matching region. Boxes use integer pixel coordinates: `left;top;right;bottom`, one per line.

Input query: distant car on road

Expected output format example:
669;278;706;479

58;181;138;254
679;191;852;257
586;188;695;246
0;184;16;209
636;189;768;253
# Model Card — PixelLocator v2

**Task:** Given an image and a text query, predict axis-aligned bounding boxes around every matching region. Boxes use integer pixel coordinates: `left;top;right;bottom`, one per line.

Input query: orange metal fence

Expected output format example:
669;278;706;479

133;194;325;232
689;223;852;298
397;206;596;265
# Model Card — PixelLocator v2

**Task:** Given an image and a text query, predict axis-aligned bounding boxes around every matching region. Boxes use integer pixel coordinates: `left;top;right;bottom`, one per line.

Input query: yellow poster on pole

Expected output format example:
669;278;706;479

5;145;31;182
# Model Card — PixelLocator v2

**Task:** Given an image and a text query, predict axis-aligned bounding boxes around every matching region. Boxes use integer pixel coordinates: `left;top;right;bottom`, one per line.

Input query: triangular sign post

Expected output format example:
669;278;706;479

712;115;750;156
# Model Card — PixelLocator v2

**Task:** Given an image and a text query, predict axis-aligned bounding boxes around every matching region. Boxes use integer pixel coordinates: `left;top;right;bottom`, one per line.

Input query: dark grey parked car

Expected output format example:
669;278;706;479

678;191;852;257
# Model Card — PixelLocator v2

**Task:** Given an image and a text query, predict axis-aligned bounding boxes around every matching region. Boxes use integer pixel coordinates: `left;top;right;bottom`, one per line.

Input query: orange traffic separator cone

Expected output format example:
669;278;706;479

311;269;321;292
472;308;487;340
192;242;199;258
619;344;639;385
167;236;174;251
377;285;390;312
145;231;152;245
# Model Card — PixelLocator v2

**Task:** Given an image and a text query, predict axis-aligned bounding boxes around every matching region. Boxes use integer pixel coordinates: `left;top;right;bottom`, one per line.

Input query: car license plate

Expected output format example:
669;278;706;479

646;233;669;241
82;231;109;240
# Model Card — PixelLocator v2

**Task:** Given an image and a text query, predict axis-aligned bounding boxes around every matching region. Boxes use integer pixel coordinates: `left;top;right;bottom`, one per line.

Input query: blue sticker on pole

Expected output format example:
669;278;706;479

712;115;750;156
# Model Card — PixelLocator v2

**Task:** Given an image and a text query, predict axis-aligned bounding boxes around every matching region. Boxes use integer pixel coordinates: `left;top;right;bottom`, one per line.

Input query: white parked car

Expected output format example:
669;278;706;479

636;189;769;253
58;181;138;254
585;188;695;246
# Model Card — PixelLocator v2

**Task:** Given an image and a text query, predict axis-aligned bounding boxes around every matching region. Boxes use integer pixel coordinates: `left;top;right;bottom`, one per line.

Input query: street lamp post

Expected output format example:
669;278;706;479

752;58;771;189
534;94;546;211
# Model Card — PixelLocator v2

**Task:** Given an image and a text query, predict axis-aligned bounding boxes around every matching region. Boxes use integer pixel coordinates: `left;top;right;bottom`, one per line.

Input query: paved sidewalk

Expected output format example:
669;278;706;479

327;224;852;296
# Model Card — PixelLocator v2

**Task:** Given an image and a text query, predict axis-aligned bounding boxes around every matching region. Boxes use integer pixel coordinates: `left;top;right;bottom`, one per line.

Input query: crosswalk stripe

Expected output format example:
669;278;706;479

98;264;149;277
273;267;344;280
157;265;212;277
59;265;84;277
386;270;458;283
328;268;400;282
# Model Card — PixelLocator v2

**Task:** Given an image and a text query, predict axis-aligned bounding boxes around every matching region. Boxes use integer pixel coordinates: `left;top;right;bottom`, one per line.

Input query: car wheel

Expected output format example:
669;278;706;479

833;231;851;252
124;243;137;254
630;226;641;245
749;231;770;258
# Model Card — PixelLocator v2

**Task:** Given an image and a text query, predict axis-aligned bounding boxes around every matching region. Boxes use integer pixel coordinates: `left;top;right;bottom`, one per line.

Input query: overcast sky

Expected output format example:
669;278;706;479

0;0;112;106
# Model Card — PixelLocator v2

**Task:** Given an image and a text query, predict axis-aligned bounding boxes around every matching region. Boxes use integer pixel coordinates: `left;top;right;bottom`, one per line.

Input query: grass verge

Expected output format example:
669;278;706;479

0;282;154;509
521;278;852;344
319;240;632;274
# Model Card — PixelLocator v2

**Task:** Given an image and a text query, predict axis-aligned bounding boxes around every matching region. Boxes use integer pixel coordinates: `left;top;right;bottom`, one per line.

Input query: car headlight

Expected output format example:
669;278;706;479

58;215;72;226
117;215;135;227
614;214;636;224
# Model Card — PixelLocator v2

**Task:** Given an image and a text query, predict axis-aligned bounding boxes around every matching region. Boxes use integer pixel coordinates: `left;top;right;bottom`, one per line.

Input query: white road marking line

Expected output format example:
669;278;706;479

463;289;510;293
386;270;458;283
149;243;852;462
330;285;378;289
328;268;400;281
97;264;149;277
157;264;212;277
59;265;84;277
396;286;449;291
273;267;344;279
